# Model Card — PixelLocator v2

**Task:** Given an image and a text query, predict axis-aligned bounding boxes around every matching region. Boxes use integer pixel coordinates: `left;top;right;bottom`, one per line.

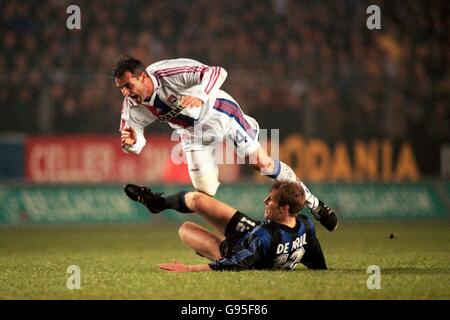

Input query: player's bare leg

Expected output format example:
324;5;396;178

124;185;236;272
178;221;223;260
183;191;237;235
248;146;338;231
124;185;237;235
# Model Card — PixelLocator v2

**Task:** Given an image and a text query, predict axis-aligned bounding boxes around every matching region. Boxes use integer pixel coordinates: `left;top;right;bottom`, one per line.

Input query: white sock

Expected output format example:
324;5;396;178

298;180;319;211
266;160;296;181
264;160;319;211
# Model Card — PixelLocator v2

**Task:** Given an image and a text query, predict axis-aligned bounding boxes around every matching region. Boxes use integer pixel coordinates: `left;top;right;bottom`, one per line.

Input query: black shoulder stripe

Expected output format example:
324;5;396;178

298;214;312;240
268;222;281;261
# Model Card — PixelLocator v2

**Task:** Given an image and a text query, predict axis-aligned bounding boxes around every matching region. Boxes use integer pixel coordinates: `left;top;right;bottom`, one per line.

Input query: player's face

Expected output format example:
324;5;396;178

263;190;283;220
115;71;151;104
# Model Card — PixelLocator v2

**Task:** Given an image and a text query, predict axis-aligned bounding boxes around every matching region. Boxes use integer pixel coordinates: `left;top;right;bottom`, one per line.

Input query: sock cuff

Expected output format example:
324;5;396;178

162;191;194;213
177;191;194;213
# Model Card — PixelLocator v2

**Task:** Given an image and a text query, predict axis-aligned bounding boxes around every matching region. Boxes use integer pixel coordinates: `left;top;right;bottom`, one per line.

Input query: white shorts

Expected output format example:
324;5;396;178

177;91;261;195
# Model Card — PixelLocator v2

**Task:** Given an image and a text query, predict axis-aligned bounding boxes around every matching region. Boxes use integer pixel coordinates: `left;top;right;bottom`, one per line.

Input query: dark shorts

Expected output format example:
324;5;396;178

219;211;260;258
220;211;327;270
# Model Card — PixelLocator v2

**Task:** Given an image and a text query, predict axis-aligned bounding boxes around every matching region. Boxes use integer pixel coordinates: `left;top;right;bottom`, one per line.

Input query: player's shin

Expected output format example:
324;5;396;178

163;192;194;213
261;160;319;211
123;184;194;214
297;180;319;211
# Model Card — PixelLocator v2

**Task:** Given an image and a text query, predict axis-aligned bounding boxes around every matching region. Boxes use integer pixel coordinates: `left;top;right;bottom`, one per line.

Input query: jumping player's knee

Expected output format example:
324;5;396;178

247;146;273;173
259;159;297;181
256;154;274;173
191;174;220;196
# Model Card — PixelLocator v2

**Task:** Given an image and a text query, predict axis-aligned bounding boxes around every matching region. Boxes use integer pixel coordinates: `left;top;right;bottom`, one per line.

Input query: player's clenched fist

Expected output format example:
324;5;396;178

180;96;203;108
121;127;137;146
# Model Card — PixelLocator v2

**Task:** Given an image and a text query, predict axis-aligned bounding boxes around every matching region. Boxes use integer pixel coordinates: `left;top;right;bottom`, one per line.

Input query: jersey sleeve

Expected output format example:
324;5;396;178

119;98;155;155
208;233;266;271
149;58;228;103
121;125;146;155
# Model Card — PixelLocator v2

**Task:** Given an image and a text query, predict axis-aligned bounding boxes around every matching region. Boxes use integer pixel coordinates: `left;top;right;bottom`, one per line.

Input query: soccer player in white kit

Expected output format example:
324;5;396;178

113;55;337;231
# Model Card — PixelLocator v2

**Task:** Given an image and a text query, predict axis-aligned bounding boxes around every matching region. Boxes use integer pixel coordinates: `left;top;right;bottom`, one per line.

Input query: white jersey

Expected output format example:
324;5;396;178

120;58;228;154
118;58;261;196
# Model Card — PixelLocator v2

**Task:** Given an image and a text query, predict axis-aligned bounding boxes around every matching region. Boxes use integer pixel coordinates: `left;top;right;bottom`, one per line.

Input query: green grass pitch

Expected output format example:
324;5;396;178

1;220;449;299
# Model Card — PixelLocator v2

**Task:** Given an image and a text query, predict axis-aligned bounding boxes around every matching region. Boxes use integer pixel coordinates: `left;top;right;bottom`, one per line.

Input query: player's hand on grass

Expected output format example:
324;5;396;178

159;262;191;272
159;262;212;272
121;127;137;146
180;96;203;108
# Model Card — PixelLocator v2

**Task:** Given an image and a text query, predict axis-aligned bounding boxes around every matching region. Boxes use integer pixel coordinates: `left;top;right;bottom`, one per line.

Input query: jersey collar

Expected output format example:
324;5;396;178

143;73;160;105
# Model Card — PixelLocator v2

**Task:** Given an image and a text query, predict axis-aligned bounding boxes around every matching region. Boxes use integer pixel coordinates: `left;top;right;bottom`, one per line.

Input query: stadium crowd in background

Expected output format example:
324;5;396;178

0;0;448;144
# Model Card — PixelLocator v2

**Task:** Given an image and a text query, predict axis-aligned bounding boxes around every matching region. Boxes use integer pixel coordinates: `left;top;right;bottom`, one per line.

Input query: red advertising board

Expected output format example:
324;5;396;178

25;135;190;183
25;135;241;184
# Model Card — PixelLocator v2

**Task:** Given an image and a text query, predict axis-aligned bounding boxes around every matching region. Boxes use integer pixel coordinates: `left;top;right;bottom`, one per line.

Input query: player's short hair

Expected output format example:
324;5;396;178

112;54;146;79
270;181;306;215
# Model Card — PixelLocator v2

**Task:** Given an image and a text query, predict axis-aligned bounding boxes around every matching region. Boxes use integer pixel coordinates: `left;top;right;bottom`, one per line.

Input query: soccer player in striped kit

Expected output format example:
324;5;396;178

124;181;328;271
113;55;337;231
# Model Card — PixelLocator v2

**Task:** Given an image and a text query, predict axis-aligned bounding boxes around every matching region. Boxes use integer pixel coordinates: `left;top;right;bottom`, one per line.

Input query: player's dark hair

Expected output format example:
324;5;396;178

112;54;146;79
270;181;305;215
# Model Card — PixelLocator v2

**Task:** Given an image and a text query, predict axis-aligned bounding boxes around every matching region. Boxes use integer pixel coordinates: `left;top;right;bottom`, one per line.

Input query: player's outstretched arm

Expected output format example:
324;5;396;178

158;262;212;273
